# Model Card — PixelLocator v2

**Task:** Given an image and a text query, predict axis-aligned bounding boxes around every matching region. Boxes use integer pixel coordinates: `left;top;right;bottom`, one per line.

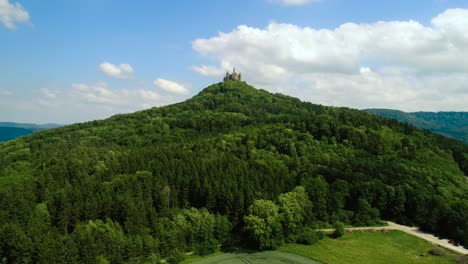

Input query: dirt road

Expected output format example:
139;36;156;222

321;221;468;255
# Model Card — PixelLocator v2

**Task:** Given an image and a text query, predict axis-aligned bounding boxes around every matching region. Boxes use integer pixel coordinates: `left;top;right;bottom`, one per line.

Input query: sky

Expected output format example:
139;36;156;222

1;0;468;124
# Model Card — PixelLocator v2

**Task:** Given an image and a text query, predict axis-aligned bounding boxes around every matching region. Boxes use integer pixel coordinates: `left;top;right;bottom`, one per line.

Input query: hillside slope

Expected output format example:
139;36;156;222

364;109;468;144
1;81;467;263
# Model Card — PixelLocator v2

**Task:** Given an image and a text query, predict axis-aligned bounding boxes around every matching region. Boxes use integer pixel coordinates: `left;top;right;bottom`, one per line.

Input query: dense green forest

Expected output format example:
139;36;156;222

0;123;62;142
1;81;467;263
364;109;468;145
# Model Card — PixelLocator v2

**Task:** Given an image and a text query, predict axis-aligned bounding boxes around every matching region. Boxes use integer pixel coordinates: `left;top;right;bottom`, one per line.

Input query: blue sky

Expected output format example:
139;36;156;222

1;0;468;123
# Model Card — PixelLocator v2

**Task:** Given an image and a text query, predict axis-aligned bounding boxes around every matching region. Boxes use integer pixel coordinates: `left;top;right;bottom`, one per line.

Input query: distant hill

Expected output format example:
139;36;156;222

363;109;468;144
0;122;62;142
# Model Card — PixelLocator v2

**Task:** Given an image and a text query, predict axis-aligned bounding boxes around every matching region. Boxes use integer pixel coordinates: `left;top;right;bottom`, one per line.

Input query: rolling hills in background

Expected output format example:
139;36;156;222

0;81;467;263
0;122;62;142
364;109;468;145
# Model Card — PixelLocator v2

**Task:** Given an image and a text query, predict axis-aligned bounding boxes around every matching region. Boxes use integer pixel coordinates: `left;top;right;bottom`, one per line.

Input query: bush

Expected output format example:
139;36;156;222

166;251;185;264
333;222;345;238
429;248;446;256
297;227;322;245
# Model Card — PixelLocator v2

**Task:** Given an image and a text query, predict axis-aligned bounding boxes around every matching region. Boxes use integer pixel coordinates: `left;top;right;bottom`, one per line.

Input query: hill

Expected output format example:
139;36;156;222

0;127;35;142
364;109;468;144
0;81;467;263
0;122;62;142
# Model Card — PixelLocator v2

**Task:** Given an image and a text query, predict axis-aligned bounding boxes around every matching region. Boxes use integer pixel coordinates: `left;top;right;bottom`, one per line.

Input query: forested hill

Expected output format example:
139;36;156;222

1;81;468;263
364;109;468;144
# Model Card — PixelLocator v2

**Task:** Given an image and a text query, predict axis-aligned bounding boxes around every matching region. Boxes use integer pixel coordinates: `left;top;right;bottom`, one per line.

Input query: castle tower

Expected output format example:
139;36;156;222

223;68;242;82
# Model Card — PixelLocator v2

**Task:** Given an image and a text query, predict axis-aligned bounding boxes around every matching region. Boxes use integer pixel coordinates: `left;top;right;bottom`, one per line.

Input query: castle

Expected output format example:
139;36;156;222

223;68;242;81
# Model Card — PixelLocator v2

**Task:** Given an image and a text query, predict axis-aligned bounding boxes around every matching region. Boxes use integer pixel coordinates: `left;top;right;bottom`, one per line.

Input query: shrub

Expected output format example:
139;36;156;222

297;227;322;245
166;251;185;264
333;222;345;238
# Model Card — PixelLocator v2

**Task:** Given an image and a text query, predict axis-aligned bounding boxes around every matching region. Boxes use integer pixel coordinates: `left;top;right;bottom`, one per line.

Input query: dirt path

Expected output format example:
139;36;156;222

320;221;468;255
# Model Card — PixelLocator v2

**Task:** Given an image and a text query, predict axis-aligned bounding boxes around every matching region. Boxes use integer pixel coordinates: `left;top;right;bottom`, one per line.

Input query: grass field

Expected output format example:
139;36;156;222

185;251;321;264
278;230;457;264
187;230;459;264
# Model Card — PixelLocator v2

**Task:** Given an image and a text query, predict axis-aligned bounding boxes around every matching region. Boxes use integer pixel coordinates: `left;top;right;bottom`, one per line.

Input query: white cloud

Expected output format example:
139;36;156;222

192;65;225;77
0;89;13;95
40;88;57;99
21;82;167;122
192;8;468;111
138;89;160;101
154;78;189;95
0;0;29;29
71;82;162;106
98;62;134;79
271;0;320;6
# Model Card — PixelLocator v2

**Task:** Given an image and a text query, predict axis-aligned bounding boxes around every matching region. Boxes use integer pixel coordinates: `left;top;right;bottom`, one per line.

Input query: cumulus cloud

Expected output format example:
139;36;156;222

271;0;320;6
0;0;30;29
154;78;189;95
192;8;468;111
98;62;134;79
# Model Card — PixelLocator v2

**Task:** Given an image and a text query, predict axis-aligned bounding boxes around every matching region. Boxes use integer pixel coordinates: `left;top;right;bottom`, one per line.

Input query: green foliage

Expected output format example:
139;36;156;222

244;199;283;249
0;81;467;261
166;250;185;264
72;219;126;263
278;186;311;242
333;222;346;238
0;223;33;263
301;176;328;222
173;208;219;255
296;227;323;245
214;214;232;246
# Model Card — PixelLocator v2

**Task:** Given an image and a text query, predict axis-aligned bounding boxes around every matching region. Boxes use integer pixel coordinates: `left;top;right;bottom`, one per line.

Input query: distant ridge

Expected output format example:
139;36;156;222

0;122;62;142
364;109;468;144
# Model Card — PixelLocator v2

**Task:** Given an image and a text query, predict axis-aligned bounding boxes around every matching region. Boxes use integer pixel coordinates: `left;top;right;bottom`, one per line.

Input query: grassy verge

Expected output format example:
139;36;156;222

278;230;458;264
181;251;224;264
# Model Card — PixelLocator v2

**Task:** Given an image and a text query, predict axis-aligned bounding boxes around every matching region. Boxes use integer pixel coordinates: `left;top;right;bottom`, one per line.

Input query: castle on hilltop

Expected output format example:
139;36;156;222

223;68;242;81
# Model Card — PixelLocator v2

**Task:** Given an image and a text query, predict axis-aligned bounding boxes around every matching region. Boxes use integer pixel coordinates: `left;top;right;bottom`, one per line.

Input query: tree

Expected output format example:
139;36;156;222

0;223;33;263
27;203;53;263
72;219;126;263
244;199;283;249
301;176;329;221
278;186;311;242
214;214;232;246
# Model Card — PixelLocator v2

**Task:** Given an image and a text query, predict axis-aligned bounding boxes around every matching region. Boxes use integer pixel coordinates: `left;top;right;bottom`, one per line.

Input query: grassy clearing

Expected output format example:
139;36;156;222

278;230;458;264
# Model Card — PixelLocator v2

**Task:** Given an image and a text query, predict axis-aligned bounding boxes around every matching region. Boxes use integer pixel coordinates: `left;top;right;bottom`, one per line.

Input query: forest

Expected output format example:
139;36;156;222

1;81;467;263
